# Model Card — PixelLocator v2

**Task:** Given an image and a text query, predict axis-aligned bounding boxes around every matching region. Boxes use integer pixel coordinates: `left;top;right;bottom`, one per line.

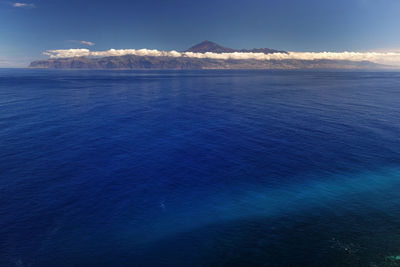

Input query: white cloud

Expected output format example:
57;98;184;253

68;40;95;46
80;41;95;46
12;2;35;8
43;48;182;58
43;48;400;66
43;49;91;58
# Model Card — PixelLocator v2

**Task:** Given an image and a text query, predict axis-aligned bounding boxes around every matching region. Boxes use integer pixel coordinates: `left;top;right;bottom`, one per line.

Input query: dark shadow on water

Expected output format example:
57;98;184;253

34;207;400;267
136;209;400;267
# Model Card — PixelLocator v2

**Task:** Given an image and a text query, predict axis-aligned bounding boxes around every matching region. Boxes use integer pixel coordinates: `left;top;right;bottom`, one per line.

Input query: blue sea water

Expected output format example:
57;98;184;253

1;69;400;266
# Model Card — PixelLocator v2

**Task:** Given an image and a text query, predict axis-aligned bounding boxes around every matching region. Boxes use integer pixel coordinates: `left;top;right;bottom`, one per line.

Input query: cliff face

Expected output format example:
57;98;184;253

29;55;384;70
30;56;217;69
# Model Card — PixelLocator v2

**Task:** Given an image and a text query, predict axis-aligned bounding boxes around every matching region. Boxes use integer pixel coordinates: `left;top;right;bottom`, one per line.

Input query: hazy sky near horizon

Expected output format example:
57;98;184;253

1;0;400;67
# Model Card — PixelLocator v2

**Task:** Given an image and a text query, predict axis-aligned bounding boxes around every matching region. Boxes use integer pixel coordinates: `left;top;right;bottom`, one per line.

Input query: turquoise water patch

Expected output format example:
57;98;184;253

124;166;400;245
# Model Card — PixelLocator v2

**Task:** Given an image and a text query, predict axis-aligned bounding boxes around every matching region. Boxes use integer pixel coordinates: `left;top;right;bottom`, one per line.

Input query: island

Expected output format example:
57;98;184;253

29;41;387;70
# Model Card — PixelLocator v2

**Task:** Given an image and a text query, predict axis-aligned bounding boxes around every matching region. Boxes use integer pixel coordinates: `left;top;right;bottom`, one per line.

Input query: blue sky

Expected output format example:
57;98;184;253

1;0;400;67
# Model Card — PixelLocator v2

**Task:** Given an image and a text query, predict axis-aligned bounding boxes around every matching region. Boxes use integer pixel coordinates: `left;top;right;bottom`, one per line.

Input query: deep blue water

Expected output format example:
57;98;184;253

1;69;400;266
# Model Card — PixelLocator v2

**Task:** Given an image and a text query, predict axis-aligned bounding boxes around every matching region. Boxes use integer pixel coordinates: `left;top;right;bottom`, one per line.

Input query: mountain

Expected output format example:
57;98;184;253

29;41;389;70
185;40;286;54
186;40;236;53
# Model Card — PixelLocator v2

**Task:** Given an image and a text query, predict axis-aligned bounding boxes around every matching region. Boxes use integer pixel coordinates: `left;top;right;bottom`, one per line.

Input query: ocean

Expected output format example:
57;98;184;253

1;69;400;266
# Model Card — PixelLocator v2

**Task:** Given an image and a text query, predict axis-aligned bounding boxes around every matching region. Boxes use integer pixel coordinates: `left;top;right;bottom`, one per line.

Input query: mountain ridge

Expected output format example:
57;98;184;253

29;55;386;70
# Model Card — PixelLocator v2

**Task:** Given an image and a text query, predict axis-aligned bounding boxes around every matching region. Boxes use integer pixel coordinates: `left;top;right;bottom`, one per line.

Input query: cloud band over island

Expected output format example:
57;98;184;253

43;48;400;66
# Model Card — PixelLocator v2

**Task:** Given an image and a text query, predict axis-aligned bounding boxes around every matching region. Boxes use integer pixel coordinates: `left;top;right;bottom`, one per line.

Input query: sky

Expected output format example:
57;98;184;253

1;0;400;67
